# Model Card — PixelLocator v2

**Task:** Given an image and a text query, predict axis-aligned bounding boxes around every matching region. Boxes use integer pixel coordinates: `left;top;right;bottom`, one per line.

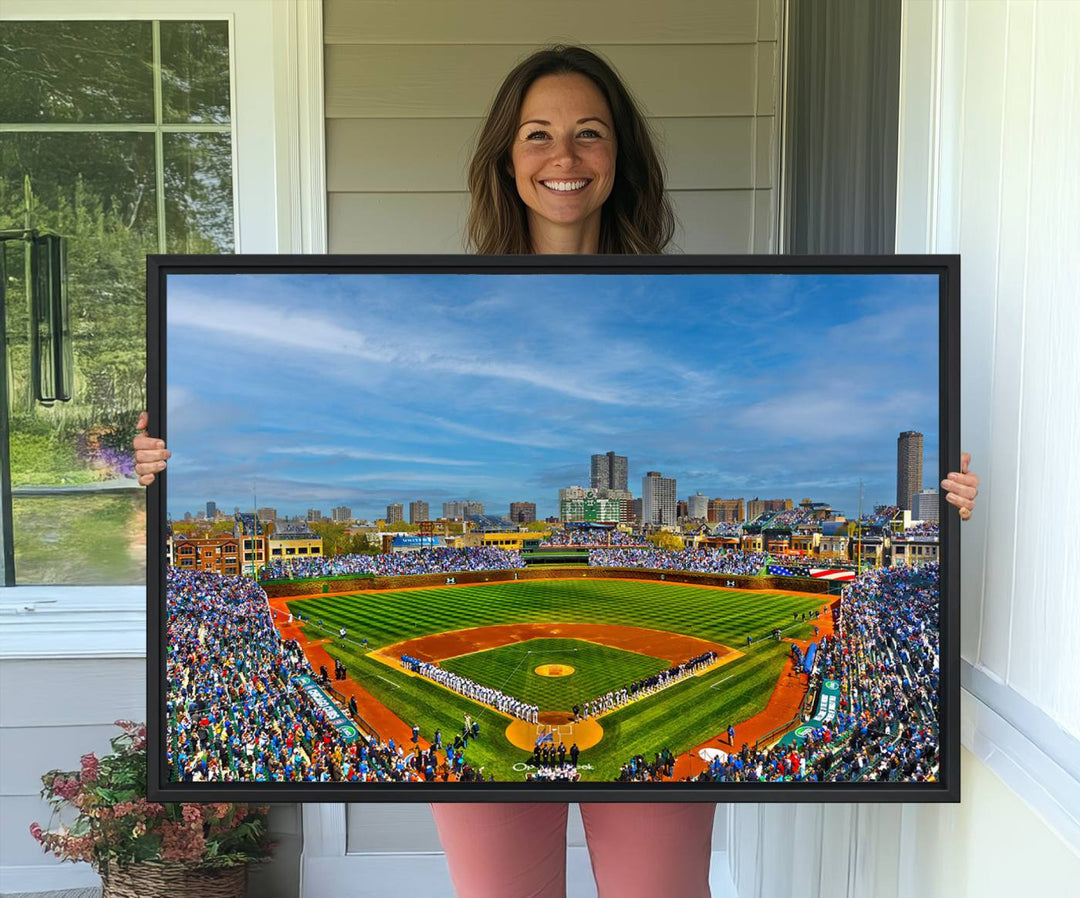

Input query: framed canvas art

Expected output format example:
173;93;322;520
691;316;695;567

147;254;960;802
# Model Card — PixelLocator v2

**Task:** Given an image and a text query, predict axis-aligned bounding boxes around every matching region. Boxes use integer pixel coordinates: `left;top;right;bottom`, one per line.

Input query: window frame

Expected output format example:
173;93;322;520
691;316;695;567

0;0;325;645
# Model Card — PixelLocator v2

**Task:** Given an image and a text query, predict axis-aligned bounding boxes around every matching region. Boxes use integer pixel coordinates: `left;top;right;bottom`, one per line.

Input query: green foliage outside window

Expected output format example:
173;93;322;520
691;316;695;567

0;20;233;584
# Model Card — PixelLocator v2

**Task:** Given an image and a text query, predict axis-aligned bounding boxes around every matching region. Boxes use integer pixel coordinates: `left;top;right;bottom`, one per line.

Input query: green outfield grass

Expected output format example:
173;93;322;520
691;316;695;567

440;637;669;708
289;578;827;781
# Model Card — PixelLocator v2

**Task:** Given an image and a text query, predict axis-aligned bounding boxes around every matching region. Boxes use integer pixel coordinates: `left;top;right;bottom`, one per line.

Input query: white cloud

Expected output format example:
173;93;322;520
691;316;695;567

265;445;482;467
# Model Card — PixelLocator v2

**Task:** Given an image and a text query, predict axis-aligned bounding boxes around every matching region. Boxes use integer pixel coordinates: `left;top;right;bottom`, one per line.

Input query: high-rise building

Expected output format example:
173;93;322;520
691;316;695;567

641;471;676;526
331;506;352;522
509;502;537;524
708;498;745;523
591;451;628;492
688;493;709;520
897;431;924;510
912;489;939;522
257;507;277;522
677;499;689;520
386;503;404;524
442;500;484;520
206;501;217;519
409;500;430;524
746;498;791;520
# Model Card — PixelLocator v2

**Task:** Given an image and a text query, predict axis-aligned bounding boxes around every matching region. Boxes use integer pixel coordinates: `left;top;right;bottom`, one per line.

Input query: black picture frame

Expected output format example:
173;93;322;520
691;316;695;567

146;253;960;803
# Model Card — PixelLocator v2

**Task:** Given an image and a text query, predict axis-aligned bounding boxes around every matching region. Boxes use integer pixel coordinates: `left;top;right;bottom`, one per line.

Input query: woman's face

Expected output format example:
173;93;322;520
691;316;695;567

509;73;616;241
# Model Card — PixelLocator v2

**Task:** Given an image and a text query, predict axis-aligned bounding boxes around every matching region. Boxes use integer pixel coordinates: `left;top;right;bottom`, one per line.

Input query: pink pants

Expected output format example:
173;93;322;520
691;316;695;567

431;802;716;898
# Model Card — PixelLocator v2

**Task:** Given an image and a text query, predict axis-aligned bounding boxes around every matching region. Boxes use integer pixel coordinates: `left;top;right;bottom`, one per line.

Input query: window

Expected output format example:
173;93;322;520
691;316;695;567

1;18;234;585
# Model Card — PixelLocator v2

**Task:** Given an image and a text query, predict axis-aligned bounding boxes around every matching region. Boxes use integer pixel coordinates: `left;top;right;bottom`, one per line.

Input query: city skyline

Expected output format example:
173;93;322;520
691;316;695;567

165;271;941;520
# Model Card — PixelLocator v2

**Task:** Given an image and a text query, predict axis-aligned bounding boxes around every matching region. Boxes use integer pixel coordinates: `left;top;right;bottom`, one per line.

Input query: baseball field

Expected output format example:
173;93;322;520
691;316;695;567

271;576;829;781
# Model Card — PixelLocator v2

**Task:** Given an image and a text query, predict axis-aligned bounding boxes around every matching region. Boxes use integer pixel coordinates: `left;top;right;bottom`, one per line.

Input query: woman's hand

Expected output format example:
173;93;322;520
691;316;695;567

133;411;170;486
941;452;979;520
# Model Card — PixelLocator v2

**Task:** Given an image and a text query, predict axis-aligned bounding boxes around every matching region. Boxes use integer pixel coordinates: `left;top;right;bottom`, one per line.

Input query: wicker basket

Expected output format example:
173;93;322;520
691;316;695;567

100;862;247;898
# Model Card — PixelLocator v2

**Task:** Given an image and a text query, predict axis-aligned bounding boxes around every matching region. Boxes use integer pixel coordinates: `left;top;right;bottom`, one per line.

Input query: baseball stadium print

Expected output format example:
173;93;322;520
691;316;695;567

147;255;960;802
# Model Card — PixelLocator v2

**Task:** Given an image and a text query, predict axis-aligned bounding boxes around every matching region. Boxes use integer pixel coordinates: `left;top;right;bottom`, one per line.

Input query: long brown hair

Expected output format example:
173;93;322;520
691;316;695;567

466;46;675;255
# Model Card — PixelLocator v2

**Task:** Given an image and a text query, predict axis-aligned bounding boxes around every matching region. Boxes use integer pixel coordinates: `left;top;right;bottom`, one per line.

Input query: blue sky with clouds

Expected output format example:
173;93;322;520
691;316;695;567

165;271;940;521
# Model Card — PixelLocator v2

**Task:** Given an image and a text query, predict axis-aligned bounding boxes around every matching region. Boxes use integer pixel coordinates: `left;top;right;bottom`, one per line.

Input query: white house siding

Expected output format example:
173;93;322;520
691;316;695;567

324;0;782;254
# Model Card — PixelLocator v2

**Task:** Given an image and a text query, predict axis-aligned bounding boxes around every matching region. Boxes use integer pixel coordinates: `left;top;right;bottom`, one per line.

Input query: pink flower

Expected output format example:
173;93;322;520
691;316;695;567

136;798;165;818
160;821;206;863
29;822;44;843
209;802;234;819
181;804;202;825
80;753;100;782
52;777;80;801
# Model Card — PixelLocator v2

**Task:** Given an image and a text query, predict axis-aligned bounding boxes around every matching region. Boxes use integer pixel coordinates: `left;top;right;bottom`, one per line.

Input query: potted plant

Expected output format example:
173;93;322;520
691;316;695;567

30;720;273;897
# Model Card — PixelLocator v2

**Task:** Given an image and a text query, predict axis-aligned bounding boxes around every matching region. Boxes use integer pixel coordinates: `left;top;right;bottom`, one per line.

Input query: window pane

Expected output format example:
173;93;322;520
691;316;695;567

2;132;155;585
160;21;232;124
11;493;145;585
1;132;157;425
0;21;154;124
1;19;235;586
164;133;235;252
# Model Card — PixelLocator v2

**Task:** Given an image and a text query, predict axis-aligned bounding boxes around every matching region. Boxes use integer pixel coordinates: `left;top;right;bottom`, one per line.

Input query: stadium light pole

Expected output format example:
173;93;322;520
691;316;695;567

856;480;864;575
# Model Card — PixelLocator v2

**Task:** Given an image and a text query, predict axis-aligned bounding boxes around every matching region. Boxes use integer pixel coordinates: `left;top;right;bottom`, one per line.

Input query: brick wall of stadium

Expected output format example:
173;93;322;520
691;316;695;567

261;566;833;598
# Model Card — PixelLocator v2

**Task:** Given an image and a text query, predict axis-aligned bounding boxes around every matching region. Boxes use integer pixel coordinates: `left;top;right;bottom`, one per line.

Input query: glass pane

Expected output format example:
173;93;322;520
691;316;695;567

2;132;155;585
160;21;232;124
0;21;154;124
12;493;145;585
164;133;235;252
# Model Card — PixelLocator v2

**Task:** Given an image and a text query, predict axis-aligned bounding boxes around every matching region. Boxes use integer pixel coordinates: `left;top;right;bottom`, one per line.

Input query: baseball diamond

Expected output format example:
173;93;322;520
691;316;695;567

266;575;832;781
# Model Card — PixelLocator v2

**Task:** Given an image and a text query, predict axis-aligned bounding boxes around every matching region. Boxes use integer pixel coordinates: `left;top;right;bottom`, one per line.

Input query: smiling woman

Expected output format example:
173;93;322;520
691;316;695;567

509;73;617;252
466;45;673;255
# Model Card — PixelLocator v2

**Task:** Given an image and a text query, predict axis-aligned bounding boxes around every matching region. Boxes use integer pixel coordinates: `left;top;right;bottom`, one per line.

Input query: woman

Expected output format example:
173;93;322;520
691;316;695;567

136;45;979;898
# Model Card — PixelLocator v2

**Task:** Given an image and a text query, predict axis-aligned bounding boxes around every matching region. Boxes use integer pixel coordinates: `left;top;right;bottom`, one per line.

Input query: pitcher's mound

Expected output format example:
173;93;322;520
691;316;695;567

505;715;604;751
535;663;575;677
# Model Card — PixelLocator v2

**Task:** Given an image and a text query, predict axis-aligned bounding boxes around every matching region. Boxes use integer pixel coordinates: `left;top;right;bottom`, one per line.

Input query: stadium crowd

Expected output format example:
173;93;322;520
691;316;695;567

541;529;642;547
166;569;493;784
258;546;525;581
588;547;770;576
903;521;940;537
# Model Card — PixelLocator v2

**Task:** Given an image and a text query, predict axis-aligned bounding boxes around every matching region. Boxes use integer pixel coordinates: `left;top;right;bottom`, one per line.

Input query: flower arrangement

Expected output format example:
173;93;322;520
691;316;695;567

30;721;273;876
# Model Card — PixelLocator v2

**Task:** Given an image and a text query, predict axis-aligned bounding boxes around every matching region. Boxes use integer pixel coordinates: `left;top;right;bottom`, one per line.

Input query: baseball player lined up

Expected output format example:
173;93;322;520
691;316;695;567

401;654;539;723
580;651;717;718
